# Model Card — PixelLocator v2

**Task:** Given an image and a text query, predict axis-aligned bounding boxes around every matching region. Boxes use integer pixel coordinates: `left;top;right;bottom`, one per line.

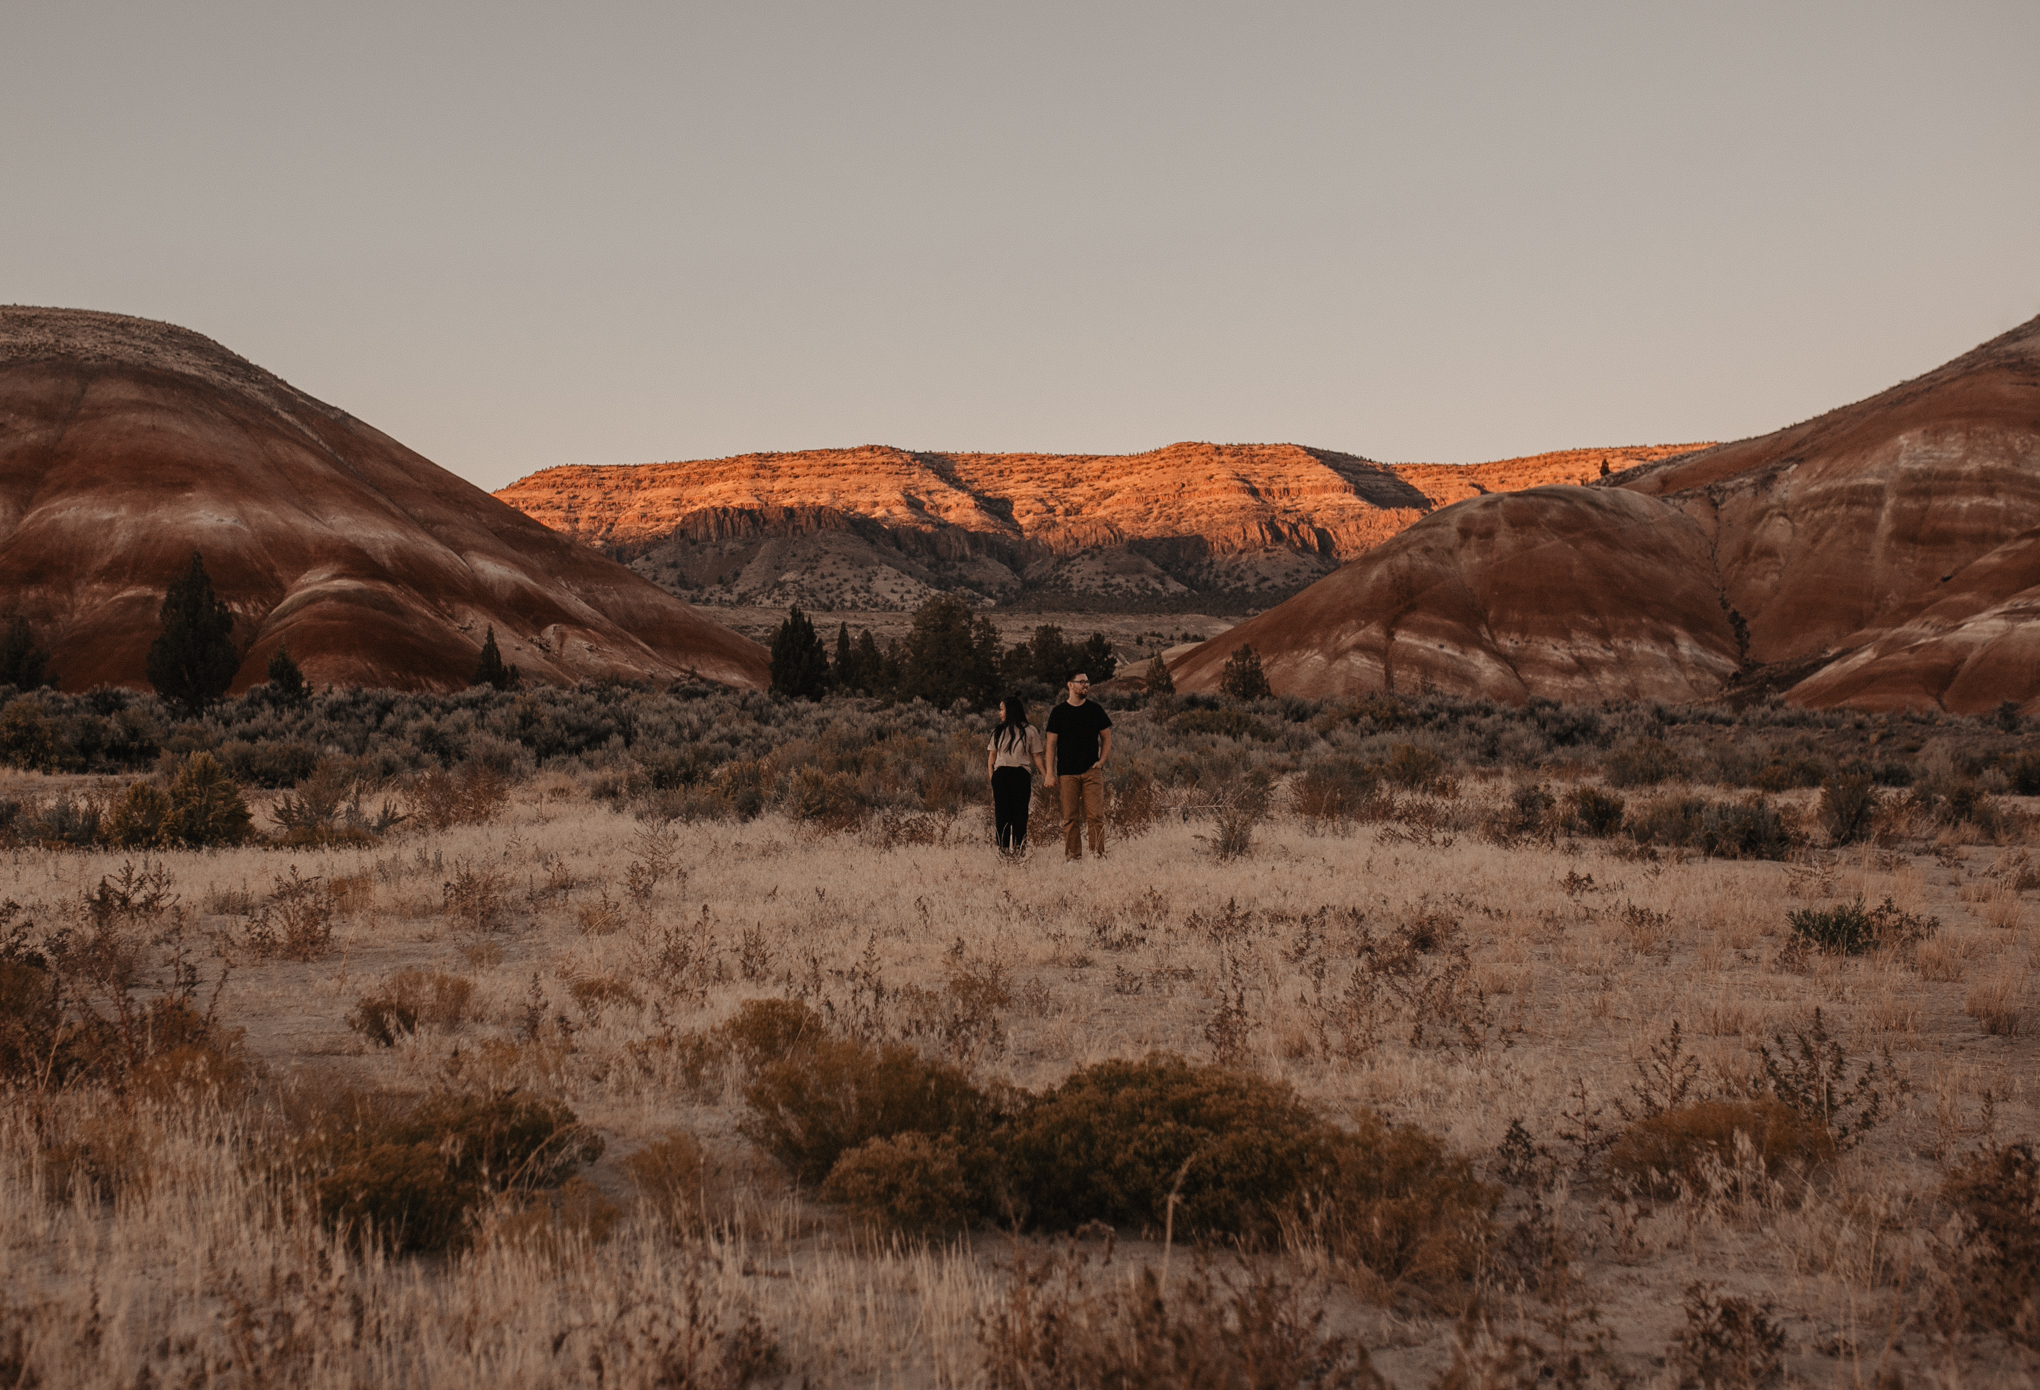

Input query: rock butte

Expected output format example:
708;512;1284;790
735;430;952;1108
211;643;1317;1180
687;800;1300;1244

495;442;1704;610
1171;312;2040;714
0;307;767;694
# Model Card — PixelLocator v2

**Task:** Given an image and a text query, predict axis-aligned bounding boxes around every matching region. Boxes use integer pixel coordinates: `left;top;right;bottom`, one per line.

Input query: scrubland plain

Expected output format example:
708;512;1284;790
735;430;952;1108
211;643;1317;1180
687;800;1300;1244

2;717;2037;1388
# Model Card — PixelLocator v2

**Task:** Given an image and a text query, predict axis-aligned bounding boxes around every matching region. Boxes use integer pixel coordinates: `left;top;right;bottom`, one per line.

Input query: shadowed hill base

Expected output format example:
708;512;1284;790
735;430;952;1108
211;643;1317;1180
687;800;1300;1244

0;307;767;693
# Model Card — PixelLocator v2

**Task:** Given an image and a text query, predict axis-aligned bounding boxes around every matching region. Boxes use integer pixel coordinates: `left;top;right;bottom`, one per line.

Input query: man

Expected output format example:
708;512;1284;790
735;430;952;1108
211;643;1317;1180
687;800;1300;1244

1044;670;1113;860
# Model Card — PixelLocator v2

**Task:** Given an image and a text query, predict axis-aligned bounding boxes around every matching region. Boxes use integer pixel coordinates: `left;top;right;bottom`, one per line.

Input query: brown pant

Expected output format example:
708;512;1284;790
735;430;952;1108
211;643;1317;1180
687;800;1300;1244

1058;766;1106;859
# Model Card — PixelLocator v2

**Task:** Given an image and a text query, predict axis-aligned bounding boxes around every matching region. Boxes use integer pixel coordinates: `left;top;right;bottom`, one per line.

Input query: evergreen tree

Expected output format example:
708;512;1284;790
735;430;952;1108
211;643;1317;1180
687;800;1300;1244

146;551;240;717
1218;643;1272;701
471;626;519;690
855;629;886;695
769;606;832;699
832;623;857;690
1078;633;1119;683
0;615;50;690
901;595;1000;708
1142;652;1176;695
265;643;311;707
1024;624;1074;684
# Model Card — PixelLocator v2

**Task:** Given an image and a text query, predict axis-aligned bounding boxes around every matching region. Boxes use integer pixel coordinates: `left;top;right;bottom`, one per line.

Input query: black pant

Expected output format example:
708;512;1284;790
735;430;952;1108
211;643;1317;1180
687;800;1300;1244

992;767;1032;852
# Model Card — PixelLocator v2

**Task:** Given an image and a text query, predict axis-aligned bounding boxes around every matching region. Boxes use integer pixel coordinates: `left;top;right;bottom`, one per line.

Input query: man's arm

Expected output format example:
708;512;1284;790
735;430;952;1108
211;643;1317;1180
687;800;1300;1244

1044;732;1058;784
1097;728;1111;769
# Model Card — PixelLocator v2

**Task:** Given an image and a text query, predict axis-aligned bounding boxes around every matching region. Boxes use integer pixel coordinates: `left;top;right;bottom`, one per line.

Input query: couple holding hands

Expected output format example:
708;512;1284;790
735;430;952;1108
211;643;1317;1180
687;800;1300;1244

984;672;1113;861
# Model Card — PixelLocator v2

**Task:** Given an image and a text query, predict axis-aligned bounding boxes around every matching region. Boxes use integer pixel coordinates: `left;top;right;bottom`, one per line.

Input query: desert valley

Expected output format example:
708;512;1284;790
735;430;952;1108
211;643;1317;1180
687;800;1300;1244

0;304;2037;1389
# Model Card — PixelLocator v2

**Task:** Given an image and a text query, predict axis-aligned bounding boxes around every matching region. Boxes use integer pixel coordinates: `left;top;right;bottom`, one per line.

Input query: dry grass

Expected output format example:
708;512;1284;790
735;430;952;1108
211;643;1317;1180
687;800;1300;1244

0;770;2034;1386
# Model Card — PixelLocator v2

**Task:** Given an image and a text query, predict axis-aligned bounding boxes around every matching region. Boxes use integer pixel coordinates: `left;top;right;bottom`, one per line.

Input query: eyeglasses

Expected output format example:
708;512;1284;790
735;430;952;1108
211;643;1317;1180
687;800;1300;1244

1071;679;1090;685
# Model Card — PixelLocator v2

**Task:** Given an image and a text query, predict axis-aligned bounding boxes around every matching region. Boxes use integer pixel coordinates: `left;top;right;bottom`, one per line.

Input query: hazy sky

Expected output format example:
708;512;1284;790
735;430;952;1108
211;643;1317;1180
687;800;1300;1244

6;1;2036;492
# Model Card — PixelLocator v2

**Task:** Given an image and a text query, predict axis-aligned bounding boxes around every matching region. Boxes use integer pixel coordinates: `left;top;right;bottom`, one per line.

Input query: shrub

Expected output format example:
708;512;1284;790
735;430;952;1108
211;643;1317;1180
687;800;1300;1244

1755;1008;1889;1152
1005;1053;1331;1239
1787;895;1937;956
0;698;57;771
1382;744;1444;791
822;1132;976;1235
346;969;477;1046
1628;793;1792;859
308;1089;602;1253
717;997;825;1073
1605;737;1686;788
624;1130;713;1235
1609;1098;1835;1196
1169;709;1274;742
1559;785;1626;837
1294;759;1379;825
1697;796;1792;860
1312;1109;1498;1308
1818;769;1877;845
1669;1282;1788;1389
163;751;252;847
979;1250;1384;1390
1965;971;2031;1037
104;781;173;848
218;738;319;789
741;1035;997;1189
243;867;338;961
1938;1141;2040;1346
413;761;509;830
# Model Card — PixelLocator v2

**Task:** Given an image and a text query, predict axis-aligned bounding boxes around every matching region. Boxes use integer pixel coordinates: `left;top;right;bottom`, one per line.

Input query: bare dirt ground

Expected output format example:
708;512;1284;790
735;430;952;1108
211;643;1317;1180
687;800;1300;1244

1;765;2034;1387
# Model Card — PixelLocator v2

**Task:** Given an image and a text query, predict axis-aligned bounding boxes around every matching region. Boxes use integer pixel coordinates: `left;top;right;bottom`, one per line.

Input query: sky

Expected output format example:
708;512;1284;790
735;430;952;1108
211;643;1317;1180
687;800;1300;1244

5;1;2037;493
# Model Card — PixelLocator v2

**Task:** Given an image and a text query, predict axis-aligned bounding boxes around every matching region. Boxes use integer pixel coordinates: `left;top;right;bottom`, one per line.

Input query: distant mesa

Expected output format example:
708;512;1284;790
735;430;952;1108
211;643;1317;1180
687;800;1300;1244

0;307;767;694
495;441;1703;614
1170;312;2040;714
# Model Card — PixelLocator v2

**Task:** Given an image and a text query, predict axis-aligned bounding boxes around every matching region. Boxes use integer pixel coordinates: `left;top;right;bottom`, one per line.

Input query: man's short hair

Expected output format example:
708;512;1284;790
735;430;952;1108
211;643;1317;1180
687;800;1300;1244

1069;672;1090;683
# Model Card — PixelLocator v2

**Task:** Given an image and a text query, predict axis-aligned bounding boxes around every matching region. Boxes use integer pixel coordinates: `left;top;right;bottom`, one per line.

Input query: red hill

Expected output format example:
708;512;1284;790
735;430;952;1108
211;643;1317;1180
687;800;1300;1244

1171;313;2040;713
0;308;767;694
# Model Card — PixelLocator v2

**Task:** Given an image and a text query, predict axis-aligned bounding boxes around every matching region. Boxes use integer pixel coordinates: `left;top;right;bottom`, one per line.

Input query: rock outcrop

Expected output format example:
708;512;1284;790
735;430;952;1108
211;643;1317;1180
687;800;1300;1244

1172;313;2040;713
0;307;767;694
497;441;1702;611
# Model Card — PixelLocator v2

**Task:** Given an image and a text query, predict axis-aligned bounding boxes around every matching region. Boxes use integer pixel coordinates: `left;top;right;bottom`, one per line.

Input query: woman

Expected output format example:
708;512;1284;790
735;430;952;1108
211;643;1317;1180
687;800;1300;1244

986;695;1046;855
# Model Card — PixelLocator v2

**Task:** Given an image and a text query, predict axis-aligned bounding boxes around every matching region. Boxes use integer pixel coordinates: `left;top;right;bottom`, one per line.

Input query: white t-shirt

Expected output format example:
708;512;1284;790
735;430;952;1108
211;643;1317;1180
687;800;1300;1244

988;724;1045;770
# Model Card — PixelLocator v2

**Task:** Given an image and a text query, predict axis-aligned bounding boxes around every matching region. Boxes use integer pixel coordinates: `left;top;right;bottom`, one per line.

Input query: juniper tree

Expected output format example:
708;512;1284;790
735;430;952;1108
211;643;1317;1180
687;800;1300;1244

265;643;311;707
1218;644;1272;701
146;551;240;717
769;606;831;700
1142;652;1175;695
471;627;519;690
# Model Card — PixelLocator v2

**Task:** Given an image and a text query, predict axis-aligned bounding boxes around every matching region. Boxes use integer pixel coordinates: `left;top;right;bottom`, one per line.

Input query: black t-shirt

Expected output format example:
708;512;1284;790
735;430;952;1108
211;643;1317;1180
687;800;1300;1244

1046;699;1114;775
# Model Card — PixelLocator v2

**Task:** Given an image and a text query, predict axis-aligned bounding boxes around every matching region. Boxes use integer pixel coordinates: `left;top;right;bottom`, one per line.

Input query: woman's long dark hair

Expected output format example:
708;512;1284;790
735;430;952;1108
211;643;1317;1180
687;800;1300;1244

994;695;1031;751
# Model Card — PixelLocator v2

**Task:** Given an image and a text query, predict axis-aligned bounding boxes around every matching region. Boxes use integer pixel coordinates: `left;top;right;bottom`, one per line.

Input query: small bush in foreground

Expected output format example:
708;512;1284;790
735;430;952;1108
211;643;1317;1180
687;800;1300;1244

1938;1141;2040;1347
308;1089;602;1254
1007;1053;1331;1239
1669;1281;1788;1389
1609;1098;1835;1196
1311;1111;1498;1309
979;1248;1385;1390
164;752;252;847
345;970;478;1046
822;1131;975;1235
741;1035;997;1189
624;1130;713;1235
1787;895;1938;956
1560;785;1626;837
